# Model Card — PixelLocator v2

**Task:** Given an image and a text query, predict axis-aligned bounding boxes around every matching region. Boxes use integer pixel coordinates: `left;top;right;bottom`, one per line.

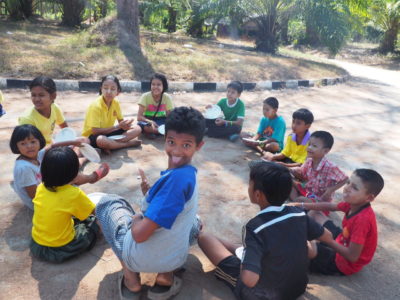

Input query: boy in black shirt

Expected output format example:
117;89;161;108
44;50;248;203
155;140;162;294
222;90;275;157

198;161;334;300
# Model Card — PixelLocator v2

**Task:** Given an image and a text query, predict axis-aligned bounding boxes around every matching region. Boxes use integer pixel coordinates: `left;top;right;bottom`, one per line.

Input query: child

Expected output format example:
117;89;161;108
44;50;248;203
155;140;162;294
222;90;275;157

291;131;348;207
137;73;174;137
96;107;205;300
82;75;142;153
263;108;313;167
0;90;5;117
241;97;286;155
10;124;109;209
198;161;333;300
205;81;245;142
30;147;99;263
291;169;384;276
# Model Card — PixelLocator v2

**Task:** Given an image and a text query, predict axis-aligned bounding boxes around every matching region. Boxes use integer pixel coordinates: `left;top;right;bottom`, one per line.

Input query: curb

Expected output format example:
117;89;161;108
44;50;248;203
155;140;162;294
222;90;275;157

0;76;349;92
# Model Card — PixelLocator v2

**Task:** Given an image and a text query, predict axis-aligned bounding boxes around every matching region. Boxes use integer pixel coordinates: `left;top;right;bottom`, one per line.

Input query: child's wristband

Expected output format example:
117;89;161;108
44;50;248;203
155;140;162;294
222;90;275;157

301;202;305;209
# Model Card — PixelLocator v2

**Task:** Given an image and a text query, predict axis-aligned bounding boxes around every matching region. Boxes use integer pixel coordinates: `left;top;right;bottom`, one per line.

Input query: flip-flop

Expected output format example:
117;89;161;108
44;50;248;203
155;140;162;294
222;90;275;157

93;163;110;182
118;272;142;300
147;276;182;300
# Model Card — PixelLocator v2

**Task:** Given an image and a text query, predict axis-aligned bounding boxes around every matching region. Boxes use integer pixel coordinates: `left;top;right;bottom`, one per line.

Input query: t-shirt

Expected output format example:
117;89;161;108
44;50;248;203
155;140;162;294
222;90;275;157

19;103;65;144
32;183;95;247
280;131;311;164
12;149;45;210
238;205;324;300
293;157;347;202
138;92;173;119
0;90;4;104
257;116;286;149
82;96;123;137
122;165;198;273
217;98;245;122
335;202;377;275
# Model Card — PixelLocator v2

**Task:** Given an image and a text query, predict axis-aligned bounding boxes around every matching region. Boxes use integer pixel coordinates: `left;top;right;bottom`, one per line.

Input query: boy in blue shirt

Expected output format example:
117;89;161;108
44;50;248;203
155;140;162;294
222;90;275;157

242;97;286;155
198;161;333;300
96;107;205;300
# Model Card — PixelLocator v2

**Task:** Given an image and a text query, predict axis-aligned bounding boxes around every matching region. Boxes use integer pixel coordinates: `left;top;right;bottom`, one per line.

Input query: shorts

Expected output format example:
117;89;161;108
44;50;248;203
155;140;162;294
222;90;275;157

95;194;136;260
30;216;98;263
138;117;166;131
309;220;344;275
88;128;126;148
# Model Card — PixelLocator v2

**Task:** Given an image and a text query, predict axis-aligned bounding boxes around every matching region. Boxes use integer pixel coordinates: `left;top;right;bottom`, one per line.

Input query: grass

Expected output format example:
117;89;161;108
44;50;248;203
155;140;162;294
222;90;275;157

0;17;348;81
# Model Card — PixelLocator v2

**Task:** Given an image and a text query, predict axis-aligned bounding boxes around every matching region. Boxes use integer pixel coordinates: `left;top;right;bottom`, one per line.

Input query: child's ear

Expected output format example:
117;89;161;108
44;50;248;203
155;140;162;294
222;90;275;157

50;92;57;102
196;140;205;151
305;123;311;130
366;193;376;203
323;148;331;155
255;189;268;206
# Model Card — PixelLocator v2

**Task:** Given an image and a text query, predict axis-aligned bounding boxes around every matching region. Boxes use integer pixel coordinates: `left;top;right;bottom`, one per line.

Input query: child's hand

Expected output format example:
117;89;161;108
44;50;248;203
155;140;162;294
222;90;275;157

215;118;225;126
205;104;212;109
138;168;150;195
120;119;133;130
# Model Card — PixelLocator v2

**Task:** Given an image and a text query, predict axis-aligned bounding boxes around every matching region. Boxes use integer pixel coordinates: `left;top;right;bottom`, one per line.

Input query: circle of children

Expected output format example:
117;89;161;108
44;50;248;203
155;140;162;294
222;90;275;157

5;73;384;300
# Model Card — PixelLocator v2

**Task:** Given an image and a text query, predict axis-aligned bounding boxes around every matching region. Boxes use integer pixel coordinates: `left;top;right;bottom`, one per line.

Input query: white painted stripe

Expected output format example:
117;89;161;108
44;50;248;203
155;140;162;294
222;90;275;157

257;204;286;215
254;212;306;234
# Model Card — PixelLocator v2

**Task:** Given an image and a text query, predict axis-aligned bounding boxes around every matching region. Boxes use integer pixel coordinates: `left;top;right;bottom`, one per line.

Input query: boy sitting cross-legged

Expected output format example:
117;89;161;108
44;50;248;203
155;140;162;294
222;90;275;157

290;169;384;276
290;131;348;209
263;108;313;167
198;161;334;300
96;107;205;300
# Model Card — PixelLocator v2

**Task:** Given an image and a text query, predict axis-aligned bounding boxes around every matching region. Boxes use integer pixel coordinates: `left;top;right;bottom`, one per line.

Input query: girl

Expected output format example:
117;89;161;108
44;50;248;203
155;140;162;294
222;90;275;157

30;147;99;263
137;73;174;137
10;125;109;209
82;75;142;153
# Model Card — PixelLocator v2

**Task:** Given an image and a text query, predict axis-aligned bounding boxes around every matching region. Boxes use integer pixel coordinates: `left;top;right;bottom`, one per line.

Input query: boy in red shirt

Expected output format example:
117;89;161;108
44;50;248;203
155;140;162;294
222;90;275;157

291;168;384;275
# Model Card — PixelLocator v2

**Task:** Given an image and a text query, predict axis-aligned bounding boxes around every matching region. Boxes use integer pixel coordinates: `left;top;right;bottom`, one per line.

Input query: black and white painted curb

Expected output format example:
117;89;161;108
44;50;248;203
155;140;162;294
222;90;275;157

0;76;349;92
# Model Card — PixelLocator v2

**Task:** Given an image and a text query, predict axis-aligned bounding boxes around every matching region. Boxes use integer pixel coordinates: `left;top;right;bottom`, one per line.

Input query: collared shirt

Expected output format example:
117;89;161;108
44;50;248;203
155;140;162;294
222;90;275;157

294;157;347;201
82;96;123;137
280;131;311;163
217;98;245;121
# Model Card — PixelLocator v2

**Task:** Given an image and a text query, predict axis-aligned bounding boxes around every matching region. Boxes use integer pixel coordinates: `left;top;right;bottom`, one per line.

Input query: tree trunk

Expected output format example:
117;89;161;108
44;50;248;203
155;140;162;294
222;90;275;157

280;15;289;45
117;0;140;48
100;0;108;18
166;6;177;33
255;1;279;54
61;0;85;27
379;22;399;54
305;19;320;46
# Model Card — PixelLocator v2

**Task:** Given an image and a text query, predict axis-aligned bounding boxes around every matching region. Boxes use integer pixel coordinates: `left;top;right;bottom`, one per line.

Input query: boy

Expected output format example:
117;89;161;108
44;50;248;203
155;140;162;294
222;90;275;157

242;97;286;155
0;90;5;117
292;169;384;276
263;108;313;167
291;131;348;205
205;81;245;142
198;161;334;300
96;107;205;300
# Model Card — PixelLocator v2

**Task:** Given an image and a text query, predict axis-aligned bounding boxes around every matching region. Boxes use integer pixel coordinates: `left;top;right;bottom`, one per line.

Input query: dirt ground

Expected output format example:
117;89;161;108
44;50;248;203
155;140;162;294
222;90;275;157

1;75;400;299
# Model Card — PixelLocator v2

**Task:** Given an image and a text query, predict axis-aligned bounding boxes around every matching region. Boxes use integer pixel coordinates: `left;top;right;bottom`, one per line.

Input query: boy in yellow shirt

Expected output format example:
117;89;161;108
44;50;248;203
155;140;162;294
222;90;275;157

0;90;6;117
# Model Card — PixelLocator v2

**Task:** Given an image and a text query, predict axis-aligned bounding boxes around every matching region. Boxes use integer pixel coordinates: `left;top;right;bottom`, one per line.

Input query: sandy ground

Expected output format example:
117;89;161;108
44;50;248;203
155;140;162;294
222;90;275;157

1;67;400;299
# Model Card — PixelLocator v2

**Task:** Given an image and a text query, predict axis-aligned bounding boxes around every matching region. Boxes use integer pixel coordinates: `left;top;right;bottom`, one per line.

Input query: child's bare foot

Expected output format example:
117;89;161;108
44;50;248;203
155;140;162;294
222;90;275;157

78;156;88;167
155;272;174;286
123;273;142;292
102;148;112;155
128;139;142;147
89;163;110;183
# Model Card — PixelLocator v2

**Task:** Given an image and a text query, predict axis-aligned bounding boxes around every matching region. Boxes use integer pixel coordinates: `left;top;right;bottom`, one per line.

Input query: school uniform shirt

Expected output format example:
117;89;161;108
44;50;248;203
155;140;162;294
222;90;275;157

19;103;65;144
0;90;4;103
280;131;311;164
138;92;173;119
217;98;245;122
122;165;198;273
335;202;377;275
82;96;123;137
293;157;347;202
240;205;324;300
32;183;95;247
257;116;286;150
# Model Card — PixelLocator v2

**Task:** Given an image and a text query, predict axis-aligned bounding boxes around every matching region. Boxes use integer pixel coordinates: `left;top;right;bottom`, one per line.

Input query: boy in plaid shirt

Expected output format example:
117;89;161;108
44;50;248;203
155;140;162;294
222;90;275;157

291;131;348;208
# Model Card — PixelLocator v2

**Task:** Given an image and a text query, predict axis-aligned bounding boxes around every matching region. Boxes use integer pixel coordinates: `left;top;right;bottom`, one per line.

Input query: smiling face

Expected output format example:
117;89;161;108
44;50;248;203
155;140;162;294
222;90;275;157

263;103;277;119
226;87;240;103
30;86;56;112
101;79;120;103
165;130;204;169
343;173;374;207
307;136;329;160
17;134;40;160
151;78;164;99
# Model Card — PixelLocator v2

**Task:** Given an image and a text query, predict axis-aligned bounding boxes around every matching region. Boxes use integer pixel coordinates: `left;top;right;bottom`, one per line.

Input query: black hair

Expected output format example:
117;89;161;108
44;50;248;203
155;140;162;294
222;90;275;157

41;147;79;191
29;76;57;94
264;97;279;109
99;74;122;94
227;81;243;94
249;161;292;206
354;169;384;197
165;106;205;145
310;131;334;149
292;108;314;124
151;73;168;93
10;124;46;154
